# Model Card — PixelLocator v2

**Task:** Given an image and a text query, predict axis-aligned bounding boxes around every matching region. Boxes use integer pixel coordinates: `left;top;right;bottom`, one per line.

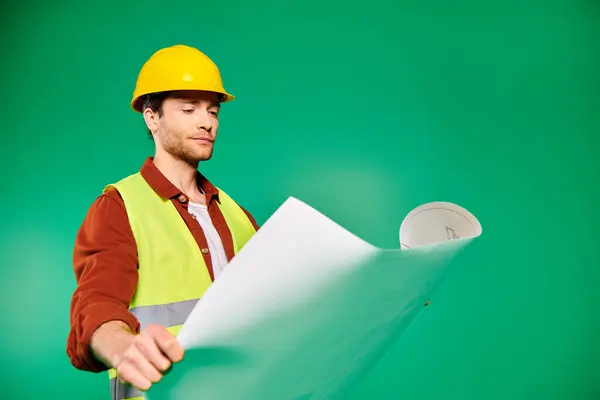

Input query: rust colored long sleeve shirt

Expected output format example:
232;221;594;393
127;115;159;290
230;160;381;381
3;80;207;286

66;157;260;372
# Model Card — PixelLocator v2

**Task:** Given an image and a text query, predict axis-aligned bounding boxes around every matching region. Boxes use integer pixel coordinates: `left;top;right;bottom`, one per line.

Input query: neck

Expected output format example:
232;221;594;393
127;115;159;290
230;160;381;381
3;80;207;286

153;151;202;196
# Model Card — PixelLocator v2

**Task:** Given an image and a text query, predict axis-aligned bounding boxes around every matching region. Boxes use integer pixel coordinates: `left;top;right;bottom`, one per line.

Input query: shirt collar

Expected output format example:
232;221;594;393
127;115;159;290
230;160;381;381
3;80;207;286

139;157;220;203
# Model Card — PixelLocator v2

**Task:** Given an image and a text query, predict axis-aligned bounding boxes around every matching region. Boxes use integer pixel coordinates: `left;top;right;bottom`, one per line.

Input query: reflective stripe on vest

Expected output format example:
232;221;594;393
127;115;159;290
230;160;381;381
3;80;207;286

103;172;257;400
130;298;199;330
110;377;144;400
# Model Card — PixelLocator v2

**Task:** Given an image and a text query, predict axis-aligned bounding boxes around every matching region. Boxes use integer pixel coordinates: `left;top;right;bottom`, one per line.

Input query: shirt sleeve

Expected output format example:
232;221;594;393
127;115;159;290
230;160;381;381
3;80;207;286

66;188;140;372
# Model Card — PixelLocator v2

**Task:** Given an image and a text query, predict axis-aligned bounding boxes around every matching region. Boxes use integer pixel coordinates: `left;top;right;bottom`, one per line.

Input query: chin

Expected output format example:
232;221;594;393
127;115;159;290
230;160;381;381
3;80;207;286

194;151;213;162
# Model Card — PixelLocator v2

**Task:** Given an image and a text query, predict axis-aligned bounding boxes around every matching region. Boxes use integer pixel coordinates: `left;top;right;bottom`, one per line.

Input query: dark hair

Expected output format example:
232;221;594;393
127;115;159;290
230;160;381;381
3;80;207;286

142;91;171;138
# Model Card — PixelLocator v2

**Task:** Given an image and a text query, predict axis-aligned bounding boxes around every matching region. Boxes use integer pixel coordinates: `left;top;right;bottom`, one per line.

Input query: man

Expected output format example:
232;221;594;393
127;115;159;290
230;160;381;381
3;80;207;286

66;44;260;400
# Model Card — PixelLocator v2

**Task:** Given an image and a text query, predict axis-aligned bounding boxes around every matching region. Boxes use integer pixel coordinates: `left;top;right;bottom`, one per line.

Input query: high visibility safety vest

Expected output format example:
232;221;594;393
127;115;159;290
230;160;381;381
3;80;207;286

103;172;257;400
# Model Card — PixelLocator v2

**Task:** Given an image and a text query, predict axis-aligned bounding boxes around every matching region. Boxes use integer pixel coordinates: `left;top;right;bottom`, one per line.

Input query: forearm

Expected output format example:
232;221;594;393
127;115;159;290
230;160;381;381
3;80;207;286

90;320;137;369
67;189;141;372
67;300;141;372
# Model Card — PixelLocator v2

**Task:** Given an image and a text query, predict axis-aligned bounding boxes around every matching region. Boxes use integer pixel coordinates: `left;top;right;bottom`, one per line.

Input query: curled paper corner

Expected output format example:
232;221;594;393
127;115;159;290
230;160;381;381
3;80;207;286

399;201;483;250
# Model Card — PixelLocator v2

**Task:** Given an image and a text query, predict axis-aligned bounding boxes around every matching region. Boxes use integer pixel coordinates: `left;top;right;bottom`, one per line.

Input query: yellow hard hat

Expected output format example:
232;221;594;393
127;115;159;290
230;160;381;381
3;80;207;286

131;44;235;113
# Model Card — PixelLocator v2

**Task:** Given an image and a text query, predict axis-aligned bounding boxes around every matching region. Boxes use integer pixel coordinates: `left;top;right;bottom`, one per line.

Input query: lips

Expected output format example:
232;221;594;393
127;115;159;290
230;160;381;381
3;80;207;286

192;137;213;144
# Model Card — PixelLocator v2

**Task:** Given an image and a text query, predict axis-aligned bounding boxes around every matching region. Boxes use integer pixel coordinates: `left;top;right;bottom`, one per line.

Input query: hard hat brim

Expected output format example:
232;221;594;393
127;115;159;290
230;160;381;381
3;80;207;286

131;90;235;113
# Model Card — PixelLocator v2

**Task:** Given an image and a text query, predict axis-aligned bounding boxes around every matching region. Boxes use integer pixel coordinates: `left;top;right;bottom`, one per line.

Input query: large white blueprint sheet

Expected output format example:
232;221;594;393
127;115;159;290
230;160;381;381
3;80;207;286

148;197;480;400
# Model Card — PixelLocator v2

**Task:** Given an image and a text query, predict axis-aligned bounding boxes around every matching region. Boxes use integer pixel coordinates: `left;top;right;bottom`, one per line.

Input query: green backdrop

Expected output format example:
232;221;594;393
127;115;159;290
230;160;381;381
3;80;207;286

1;0;598;399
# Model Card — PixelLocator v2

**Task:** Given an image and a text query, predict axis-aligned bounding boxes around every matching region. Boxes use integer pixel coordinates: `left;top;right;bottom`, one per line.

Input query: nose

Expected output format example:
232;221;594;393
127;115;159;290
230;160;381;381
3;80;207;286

195;109;213;132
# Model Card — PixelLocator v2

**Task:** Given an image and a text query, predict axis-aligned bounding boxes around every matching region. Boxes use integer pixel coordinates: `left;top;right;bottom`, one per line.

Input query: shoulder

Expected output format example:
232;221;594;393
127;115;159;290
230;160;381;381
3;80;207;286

104;172;145;193
217;189;260;231
81;186;130;229
239;204;260;231
198;173;260;230
96;171;149;209
94;186;126;211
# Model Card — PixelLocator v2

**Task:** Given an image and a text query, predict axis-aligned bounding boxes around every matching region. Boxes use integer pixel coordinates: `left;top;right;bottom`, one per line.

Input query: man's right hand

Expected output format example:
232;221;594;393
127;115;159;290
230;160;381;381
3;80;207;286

90;321;184;391
115;324;184;390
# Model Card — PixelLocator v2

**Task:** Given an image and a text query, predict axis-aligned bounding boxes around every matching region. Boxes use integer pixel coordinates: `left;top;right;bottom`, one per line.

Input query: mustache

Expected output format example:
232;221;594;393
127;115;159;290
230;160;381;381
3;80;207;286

159;127;215;141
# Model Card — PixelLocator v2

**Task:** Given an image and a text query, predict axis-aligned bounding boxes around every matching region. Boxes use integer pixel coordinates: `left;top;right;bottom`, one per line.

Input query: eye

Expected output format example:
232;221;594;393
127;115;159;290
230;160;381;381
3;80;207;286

209;110;220;117
182;108;195;113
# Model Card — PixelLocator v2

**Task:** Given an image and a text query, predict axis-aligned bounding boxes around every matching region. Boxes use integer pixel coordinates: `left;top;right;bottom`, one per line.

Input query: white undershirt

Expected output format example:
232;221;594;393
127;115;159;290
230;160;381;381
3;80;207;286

187;201;229;279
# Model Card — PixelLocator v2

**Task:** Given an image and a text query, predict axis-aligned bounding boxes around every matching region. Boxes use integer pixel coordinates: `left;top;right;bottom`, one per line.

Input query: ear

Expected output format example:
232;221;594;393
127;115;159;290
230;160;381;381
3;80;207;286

143;108;159;132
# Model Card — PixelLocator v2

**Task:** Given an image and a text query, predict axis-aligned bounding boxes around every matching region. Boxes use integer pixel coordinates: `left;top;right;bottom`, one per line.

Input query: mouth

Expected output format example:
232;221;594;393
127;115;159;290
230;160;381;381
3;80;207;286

191;137;214;145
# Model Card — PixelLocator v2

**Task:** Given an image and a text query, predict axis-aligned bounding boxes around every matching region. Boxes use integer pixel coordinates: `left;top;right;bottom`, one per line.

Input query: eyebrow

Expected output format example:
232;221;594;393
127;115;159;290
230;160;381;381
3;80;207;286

179;99;220;108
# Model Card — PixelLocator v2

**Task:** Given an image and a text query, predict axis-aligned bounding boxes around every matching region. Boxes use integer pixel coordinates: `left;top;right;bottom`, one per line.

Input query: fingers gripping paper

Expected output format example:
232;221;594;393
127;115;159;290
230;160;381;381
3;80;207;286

147;197;482;400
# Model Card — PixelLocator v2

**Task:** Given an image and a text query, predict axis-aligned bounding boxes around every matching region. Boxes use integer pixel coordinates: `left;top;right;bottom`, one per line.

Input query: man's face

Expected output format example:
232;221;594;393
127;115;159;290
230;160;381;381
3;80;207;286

148;91;221;165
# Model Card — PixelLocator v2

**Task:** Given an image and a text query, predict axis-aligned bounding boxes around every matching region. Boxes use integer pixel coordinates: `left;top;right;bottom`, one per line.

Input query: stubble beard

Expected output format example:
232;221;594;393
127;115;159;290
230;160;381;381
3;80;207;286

159;126;213;167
